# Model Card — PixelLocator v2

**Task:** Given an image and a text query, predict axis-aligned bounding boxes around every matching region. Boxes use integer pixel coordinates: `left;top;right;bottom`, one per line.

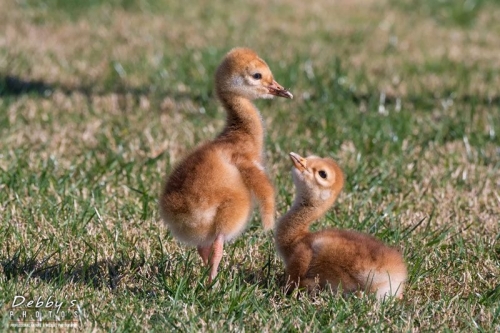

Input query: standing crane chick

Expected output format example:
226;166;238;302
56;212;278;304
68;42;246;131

160;48;293;283
275;153;407;299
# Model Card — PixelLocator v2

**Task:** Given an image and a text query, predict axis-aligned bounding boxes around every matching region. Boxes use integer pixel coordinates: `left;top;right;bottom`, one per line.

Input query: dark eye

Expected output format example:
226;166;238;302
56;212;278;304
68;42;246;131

318;170;327;179
252;73;262;80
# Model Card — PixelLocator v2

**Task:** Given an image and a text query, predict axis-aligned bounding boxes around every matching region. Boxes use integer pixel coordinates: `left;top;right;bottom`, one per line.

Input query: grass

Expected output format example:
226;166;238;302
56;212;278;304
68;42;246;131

0;0;499;331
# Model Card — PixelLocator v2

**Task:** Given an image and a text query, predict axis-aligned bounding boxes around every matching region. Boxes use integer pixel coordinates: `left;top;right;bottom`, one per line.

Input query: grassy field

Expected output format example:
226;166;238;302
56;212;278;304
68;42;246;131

1;0;499;331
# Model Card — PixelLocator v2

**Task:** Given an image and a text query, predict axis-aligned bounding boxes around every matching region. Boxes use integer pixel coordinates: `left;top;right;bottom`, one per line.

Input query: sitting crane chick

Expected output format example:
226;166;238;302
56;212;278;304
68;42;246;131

160;48;293;283
275;152;407;299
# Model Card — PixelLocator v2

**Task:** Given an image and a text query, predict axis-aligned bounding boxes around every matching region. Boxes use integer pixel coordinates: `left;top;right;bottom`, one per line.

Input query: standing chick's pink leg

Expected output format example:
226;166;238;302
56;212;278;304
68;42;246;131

208;234;224;283
197;245;211;266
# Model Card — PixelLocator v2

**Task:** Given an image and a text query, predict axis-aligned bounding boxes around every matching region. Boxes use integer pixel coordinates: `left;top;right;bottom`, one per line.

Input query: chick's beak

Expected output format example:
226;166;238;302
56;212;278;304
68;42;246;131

268;80;293;99
289;152;307;172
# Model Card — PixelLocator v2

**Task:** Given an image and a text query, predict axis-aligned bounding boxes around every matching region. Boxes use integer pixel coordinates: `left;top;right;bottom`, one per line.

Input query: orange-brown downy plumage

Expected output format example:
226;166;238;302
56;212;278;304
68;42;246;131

275;153;407;299
160;48;293;282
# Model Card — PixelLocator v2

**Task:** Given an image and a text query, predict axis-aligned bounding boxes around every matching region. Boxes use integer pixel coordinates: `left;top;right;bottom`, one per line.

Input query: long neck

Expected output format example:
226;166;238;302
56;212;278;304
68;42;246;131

275;198;326;261
217;92;264;148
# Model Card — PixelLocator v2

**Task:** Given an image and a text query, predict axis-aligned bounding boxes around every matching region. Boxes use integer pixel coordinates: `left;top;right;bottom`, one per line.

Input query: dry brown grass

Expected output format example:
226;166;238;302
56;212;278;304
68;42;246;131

2;0;500;95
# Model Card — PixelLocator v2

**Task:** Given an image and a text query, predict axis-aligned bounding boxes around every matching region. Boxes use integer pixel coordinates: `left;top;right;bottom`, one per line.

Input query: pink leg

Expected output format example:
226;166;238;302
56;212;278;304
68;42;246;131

197;245;211;266
208;234;224;283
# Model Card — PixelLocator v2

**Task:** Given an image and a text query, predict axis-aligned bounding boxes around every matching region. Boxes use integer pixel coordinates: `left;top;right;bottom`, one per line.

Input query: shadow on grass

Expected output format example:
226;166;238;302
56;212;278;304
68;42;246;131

2;74;500;107
0;245;284;299
0;74;152;98
0;75;56;97
1;249;147;290
0;74;199;104
240;265;285;290
237;250;286;292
